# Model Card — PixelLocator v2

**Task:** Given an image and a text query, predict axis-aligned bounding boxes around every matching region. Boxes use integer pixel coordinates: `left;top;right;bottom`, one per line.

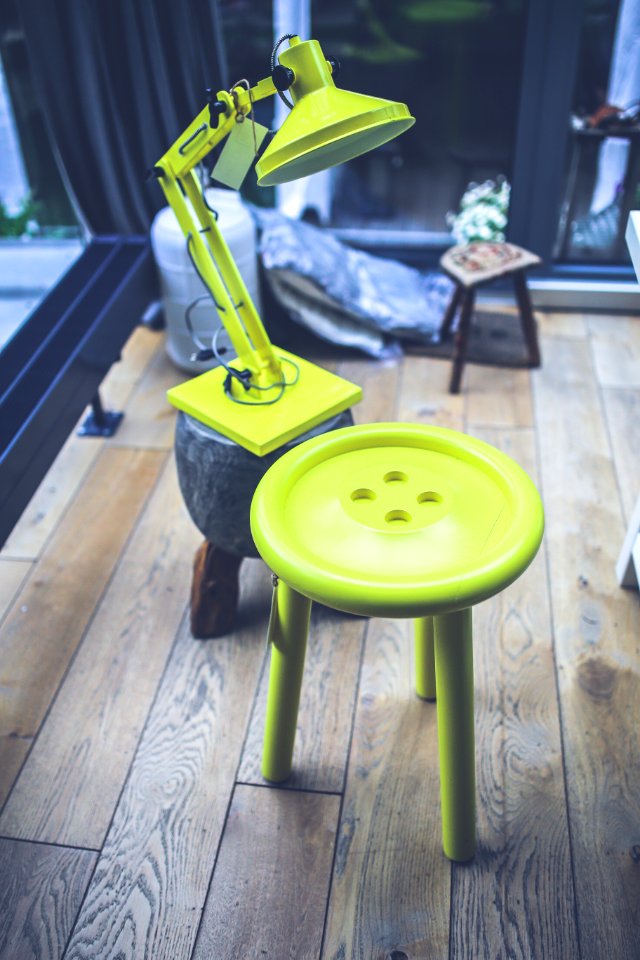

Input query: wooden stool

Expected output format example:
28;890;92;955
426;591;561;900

439;241;542;394
250;422;544;860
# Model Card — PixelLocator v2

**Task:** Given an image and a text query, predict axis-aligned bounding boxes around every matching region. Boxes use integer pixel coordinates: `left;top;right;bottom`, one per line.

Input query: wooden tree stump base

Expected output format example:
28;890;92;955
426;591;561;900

190;540;243;639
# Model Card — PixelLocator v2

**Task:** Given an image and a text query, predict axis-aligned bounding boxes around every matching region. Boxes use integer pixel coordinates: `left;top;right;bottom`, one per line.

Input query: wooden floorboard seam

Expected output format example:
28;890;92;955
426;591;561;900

317;617;370;960
0;558;33;630
447;859;455;960
466;422;537;432
235;779;343;797
0;834;99;854
59;851;103;960
392;355;404;421
189;619;272;960
592;345;636;530
104;441;181;453
0;451;171;826
55;637;186;959
59;608;192;948
531;380;584;960
188;779;242;960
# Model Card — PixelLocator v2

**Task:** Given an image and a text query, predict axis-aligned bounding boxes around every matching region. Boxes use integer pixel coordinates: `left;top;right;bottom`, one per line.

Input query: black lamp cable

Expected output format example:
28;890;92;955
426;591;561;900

271;34;297;110
183;233;300;402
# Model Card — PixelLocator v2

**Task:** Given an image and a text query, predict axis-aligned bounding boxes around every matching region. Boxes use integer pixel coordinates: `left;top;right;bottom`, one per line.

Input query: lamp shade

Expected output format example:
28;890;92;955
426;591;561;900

256;38;415;187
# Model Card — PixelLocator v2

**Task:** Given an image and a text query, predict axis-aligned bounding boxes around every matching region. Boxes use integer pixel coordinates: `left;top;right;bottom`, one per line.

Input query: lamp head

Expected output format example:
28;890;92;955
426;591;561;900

256;37;415;187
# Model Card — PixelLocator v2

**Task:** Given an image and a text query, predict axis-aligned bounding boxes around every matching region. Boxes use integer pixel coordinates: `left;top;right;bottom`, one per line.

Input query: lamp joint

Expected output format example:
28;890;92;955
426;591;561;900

206;90;228;127
145;165;164;181
272;65;295;92
327;57;341;78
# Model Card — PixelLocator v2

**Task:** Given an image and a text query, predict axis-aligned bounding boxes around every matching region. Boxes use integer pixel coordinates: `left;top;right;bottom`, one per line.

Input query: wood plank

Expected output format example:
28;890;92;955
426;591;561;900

396;353;465;429
100;325;164;410
107;346;179;450
0;457;200;848
322;618;450;959
601;387;640;523
193;785;339;960
450;428;579;958
587;314;640;388
0;447;165;807
238;605;365;792
1;326;163;562
466;366;533;428
536;311;588;339
63;560;270;960
0;838;96;960
0;559;31;623
534;336;640;959
336;356;402;424
1;436;103;562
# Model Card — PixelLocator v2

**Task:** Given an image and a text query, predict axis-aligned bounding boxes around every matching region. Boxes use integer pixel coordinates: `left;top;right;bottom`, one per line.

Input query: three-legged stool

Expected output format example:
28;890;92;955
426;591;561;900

439;241;542;394
250;423;544;861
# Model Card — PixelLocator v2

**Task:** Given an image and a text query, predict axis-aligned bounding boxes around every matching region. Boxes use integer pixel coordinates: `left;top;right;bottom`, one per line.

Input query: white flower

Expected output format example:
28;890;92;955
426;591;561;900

448;177;511;243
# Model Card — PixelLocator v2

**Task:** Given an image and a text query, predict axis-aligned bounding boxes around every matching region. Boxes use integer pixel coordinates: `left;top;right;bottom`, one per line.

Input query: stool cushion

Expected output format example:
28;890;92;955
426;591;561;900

251;423;544;618
440;242;541;288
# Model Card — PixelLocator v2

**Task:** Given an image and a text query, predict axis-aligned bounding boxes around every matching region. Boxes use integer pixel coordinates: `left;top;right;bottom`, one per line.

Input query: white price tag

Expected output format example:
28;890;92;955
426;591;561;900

211;118;269;190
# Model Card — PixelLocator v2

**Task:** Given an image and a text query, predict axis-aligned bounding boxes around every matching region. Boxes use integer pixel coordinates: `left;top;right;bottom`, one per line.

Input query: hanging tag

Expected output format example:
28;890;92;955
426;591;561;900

211;118;269;190
266;574;279;650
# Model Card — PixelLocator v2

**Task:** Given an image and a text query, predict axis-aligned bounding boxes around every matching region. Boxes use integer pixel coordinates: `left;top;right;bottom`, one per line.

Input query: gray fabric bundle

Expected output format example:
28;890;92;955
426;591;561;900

254;208;453;358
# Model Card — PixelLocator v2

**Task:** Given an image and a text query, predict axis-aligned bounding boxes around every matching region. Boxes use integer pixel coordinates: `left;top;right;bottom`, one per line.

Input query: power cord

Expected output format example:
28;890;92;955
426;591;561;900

183;233;300;403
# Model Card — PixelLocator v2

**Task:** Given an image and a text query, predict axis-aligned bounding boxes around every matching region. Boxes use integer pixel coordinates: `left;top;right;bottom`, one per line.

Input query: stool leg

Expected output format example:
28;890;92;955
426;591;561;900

262;580;312;783
190;540;242;639
449;289;475;394
434;608;476;861
440;283;463;340
414;617;436;700
513;271;541;368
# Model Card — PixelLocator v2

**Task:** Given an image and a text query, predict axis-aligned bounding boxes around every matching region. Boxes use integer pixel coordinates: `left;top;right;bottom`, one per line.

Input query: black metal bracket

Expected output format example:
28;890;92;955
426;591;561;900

77;392;124;438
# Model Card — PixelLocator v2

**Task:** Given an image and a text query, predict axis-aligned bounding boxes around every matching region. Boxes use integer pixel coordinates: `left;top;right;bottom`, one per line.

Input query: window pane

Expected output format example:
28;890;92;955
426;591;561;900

313;0;527;237
555;0;640;264
0;2;82;352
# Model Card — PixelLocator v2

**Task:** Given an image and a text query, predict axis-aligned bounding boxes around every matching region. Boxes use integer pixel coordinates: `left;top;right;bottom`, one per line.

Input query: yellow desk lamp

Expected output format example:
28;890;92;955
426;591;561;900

153;35;414;456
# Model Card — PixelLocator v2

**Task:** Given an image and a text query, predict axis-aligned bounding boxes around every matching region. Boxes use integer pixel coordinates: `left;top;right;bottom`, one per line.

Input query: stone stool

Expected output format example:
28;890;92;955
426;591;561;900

439;241;542;394
250;422;544;861
174;408;353;638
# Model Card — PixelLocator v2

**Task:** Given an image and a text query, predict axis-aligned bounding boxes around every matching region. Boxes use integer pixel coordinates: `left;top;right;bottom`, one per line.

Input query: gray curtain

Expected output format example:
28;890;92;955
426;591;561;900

18;0;229;234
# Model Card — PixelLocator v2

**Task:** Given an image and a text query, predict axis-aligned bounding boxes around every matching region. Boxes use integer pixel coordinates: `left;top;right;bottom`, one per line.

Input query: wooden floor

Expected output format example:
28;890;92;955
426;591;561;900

1;311;639;959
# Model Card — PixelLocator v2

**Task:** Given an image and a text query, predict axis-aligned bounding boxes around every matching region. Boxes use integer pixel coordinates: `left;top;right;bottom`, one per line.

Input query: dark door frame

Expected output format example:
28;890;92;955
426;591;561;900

508;0;635;282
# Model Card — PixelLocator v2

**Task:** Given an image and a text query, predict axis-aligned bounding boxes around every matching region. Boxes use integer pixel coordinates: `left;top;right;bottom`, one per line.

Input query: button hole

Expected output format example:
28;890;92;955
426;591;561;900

417;491;442;504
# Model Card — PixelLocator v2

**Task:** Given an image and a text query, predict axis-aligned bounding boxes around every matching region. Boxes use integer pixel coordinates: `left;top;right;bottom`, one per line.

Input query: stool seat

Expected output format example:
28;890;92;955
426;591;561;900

440;241;541;287
251;422;544;618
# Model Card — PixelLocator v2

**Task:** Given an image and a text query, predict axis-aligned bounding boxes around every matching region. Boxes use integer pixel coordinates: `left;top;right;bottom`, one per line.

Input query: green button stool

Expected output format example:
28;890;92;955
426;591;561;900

250;422;544;861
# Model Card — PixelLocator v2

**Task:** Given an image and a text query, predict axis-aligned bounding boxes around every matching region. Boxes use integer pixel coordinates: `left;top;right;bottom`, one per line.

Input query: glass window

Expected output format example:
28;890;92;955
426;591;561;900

312;0;527;239
219;1;527;241
555;0;640;264
0;1;82;352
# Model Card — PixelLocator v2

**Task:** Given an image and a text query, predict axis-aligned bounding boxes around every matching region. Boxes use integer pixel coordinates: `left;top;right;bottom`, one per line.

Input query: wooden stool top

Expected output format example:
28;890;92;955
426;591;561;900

440;242;541;288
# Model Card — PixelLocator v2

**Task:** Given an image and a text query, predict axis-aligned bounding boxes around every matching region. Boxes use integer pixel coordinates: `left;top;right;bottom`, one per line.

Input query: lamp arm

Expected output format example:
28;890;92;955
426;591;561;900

154;78;283;389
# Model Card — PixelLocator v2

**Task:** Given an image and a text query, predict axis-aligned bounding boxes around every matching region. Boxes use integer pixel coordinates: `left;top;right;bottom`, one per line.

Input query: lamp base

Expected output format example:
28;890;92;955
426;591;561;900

167;346;362;456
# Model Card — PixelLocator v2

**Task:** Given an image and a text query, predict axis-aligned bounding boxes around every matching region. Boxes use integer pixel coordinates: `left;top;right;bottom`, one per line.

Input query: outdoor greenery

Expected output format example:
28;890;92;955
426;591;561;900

0;194;39;237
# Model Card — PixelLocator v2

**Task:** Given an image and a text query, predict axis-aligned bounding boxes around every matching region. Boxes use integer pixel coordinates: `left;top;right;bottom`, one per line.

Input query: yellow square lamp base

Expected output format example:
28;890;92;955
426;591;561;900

166;347;362;456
